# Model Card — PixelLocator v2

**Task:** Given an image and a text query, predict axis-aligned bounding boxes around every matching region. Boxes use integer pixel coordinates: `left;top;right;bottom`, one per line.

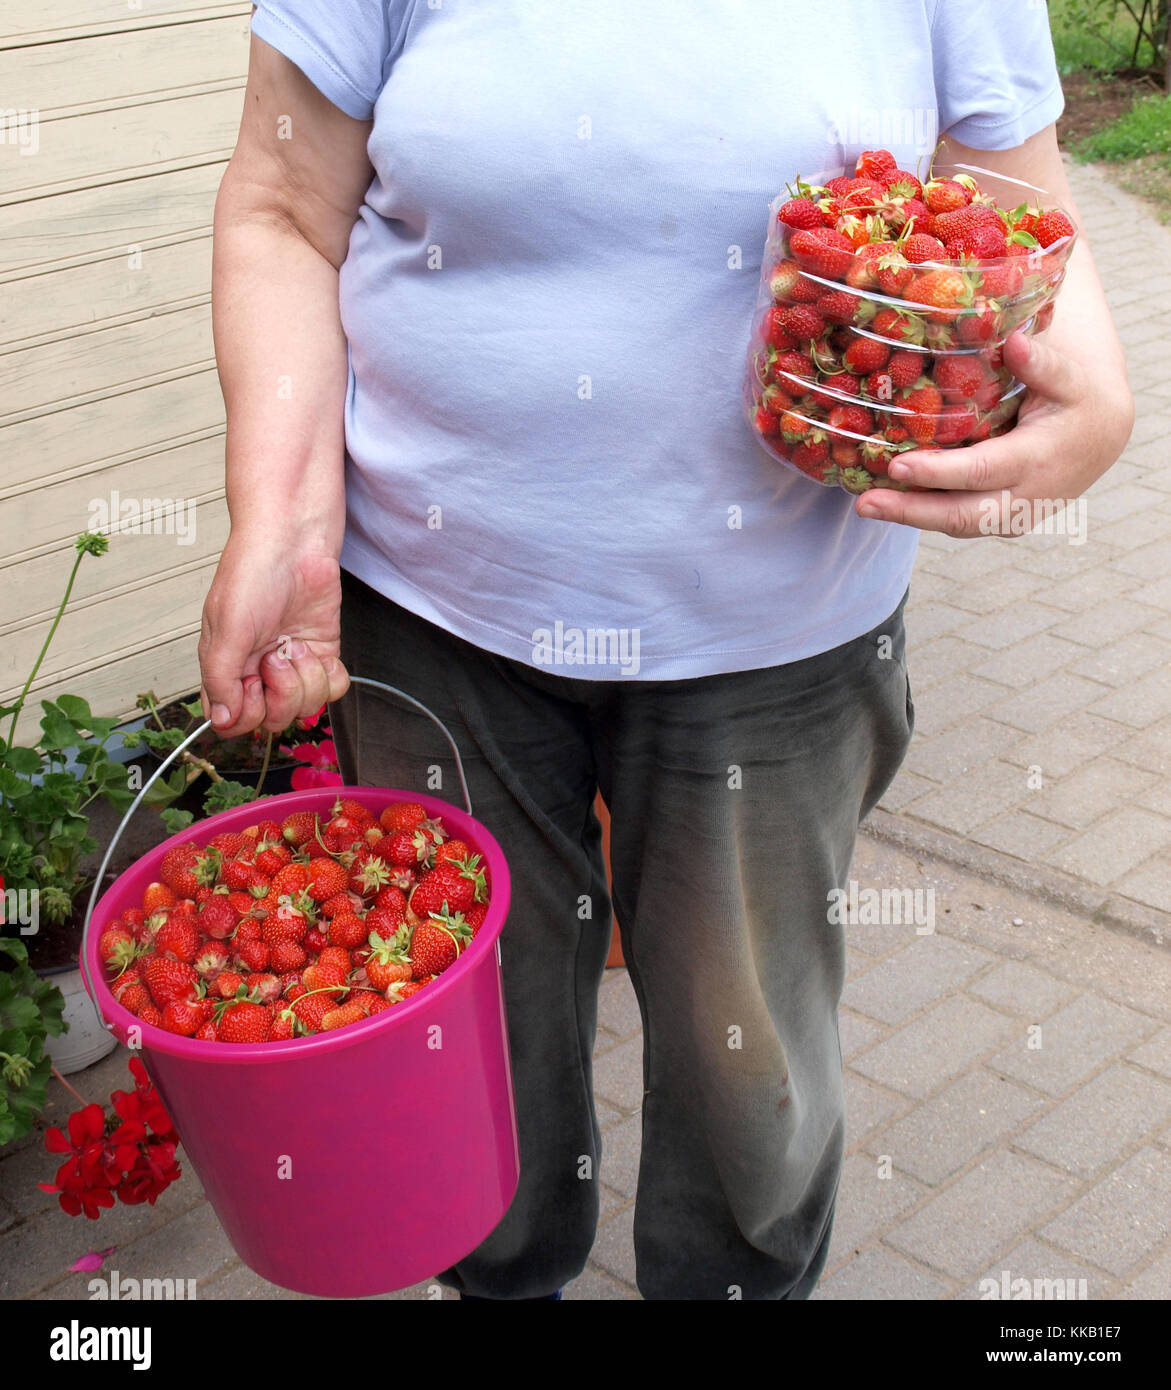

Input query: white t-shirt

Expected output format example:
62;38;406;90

250;0;1064;679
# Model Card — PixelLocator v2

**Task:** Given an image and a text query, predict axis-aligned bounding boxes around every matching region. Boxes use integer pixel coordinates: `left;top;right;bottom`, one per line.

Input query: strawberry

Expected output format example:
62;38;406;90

159;844;203;899
117;982;152;1017
923;178;971;215
777;197;823;230
215;970;245;1000
303;927;328;956
195;1020;218;1042
886;197;930;233
388;979;432;1003
290;992;333;1033
776;304;825;342
269;1009;297;1041
143;957;199;1008
1033;210;1074;248
464;902;490;935
327;912;368;950
365;924;414;991
246;972;282;1003
946;223;1007;260
903;233;946;265
302;858;347;903
347;853;393;897
120;907;146;931
843;337;891;374
755;406;780;436
934;355;993;401
303;961;347;998
816;288;865;325
409;911;473;979
321;1001;366;1032
197;895;238;941
378;828;433;869
218;1001;272;1044
152;916;201;963
237;938;271;973
881;168;922;199
934;402;980;446
270;940;308;974
787;439;831;476
903;381;944;443
161;998;213;1037
221;856;257;892
332;798;375;827
99;927;138;974
827;403;874;437
321;891;359;919
905;270;972;321
788;226;855;280
142;882;177;914
281;811;320;848
855;149;897;181
139;1005;162;1029
208;832;247;857
193;940;231;980
931;204;999;244
253;838;291;877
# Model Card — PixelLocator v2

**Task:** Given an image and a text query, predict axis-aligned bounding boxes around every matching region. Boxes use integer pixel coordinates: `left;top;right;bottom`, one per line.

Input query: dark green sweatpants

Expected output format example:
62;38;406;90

331;570;914;1300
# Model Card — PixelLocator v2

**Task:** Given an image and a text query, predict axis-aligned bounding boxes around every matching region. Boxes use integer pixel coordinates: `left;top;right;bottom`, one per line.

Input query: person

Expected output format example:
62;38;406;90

198;1;1134;1300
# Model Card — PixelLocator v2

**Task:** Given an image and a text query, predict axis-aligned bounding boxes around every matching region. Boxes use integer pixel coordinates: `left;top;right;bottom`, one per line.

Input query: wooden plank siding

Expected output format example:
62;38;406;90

0;5;251;734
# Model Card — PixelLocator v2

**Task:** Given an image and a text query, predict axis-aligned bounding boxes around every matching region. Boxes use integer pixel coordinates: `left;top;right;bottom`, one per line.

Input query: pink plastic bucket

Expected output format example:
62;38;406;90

83;784;519;1297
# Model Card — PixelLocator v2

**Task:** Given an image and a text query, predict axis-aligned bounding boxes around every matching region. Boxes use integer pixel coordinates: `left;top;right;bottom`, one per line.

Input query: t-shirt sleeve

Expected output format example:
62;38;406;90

930;0;1066;149
249;1;394;121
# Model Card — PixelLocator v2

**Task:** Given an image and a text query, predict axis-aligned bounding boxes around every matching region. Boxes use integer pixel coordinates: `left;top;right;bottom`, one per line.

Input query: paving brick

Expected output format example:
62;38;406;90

1047;597;1162;646
1016;1064;1171;1178
1041;1147;1171;1277
596;1098;625;1132
876;769;936;812
902;720;1023;784
599;1113;642;1200
814;1246;951;1300
989;993;1154;1098
1110;538;1171;579
987;672;1109;735
958;1239;1109;1301
1117;1245;1171;1300
838;1007;884;1062
1039;923;1171;1023
1001;712;1130;778
592;1037;644;1115
1067;631;1171;688
1125;575;1171;611
0;1134;66;1221
906;760;1036;836
1044;806;1171;886
1082;481;1167;524
967;962;1078;1018
597;969;642;1041
969;634;1085;689
850;995;1019;1100
1026;758;1159;831
1094;507;1171;550
1111;725;1171;777
904;635;988;689
566;1264;639;1299
824;1152;926;1266
843;1072;911;1146
199;1262;311;1300
589;1203;637;1288
955;602;1065;651
905;570;959;607
904;601;972;644
900;674;1005;738
1006;542;1105;584
841;935;992;1026
1088;664;1171;728
945;566;1044;617
886;1151;1076;1279
870;1068;1046;1186
842;918;922;958
1127;1028;1171;1079
1113;856;1171;915
970;812;1072;864
1134;778;1171;815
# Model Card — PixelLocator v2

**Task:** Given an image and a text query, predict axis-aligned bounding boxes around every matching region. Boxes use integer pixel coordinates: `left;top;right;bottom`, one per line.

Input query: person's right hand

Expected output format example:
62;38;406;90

198;532;350;738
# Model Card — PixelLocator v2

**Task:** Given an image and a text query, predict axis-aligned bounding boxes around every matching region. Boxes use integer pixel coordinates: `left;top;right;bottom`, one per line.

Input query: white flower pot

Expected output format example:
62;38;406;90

40;965;118;1075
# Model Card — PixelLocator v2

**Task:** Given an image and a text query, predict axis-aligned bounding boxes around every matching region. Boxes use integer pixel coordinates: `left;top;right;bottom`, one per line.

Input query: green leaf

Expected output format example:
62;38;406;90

138;726;187;752
0;768;32;800
2;746;44;775
37;703;78;752
55;694;92;727
160;807;195;835
203;780;256;815
0;937;31;969
181;698;205;719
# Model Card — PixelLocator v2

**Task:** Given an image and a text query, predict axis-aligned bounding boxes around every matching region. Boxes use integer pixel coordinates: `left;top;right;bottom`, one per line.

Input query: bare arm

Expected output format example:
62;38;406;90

199;33;375;735
857;124;1135;534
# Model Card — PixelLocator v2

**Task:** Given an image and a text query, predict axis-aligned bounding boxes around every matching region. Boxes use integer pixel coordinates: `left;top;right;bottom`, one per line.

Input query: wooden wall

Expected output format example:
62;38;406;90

0;3;251;733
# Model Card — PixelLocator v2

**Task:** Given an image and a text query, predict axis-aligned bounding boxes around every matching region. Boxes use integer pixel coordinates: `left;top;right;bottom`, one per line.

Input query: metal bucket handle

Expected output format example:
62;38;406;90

79;676;472;1015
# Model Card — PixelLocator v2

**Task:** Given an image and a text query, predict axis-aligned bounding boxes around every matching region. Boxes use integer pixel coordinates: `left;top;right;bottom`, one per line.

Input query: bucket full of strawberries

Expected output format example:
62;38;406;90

80;679;519;1297
743;148;1078;493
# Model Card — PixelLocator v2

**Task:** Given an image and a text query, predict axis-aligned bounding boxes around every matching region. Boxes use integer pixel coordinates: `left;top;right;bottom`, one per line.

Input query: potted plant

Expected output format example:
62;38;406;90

0;534;138;1072
0;935;66;1143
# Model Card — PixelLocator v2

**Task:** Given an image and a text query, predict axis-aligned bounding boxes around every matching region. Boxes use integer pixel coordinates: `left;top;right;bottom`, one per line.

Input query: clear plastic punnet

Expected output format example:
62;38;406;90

743;157;1078;493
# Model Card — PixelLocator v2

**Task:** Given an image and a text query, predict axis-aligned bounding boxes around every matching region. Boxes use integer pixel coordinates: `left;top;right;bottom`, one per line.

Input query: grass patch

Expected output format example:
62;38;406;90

1076;91;1171;159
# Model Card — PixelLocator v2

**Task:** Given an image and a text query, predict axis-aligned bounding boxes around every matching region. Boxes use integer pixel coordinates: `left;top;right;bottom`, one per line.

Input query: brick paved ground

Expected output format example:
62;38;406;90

3;160;1169;1301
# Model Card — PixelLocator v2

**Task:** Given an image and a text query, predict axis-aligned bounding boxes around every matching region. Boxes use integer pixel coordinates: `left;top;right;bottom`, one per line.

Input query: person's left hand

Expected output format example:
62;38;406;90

853;331;1134;536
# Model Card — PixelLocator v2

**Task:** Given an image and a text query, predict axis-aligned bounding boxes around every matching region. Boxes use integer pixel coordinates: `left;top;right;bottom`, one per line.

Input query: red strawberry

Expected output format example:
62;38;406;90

161;998;213;1037
218;1001;272;1044
193;940;231;980
321;1001;366;1032
816;288;864;325
755;406;780;436
379;801;428;834
245;972;282;1003
379;828;432;869
208;832;247;856
237;939;271;973
153;917;202;965
254;838;291;877
777;197;823;230
304;858;349;903
197;896;238;942
159;844;203;899
947;222;1007;260
281;811;320;848
303;961;347;998
117;982;152;1017
327;912;368;950
270;940;308;974
789;226;855;280
409;911;473;978
142;882;177;914
143;957;199;1008
843;337;891;374
1033;210;1075;248
934;355;993;401
903;233;946;265
905;270;972;321
332;797;375;827
98;927;137;974
139;1005;162;1029
290;993;333;1033
365;924;414;991
903;382;945;443
464;901;490;935
269;1009;297;1041
215;970;245;1000
923;178;971;215
195;1020;218;1042
321;891;359;919
855;149;897;181
347;853;393;897
827;403;874;437
776;304;825;341
388;979;432;1003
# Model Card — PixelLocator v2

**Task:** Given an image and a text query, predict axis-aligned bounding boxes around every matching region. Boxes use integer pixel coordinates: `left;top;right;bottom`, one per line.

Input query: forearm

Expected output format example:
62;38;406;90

212;184;349;557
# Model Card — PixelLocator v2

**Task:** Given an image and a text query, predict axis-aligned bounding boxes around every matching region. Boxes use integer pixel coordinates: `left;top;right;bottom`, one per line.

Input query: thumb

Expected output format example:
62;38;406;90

1002;330;1083;408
